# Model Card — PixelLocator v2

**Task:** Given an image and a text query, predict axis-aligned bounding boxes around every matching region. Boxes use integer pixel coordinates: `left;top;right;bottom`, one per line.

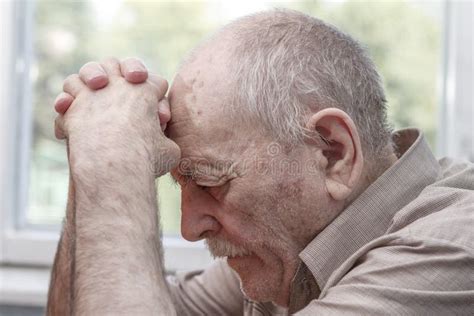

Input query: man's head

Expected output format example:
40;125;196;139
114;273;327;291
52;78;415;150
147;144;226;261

168;9;394;306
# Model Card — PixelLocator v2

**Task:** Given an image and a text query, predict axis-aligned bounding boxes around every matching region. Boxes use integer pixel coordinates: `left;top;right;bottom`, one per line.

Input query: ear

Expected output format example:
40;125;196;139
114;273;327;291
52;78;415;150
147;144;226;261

306;108;364;201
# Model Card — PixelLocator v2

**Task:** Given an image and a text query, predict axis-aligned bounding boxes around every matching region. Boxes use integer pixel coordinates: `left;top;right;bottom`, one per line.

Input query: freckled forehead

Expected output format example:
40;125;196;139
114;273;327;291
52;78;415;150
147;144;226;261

169;52;232;129
167;73;205;139
168;44;248;167
168;80;232;157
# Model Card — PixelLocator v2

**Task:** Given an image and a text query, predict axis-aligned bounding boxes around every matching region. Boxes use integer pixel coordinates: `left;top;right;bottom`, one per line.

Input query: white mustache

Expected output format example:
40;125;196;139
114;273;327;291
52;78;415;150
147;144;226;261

205;237;252;258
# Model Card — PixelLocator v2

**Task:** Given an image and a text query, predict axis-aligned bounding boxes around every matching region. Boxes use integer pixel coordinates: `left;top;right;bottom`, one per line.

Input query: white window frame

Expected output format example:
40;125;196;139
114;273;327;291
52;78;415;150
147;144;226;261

0;0;212;306
437;0;474;160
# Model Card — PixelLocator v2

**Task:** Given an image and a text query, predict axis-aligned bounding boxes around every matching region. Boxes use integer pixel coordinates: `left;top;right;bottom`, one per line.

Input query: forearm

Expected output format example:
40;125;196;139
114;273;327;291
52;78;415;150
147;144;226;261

46;148;77;316
48;58;179;314
72;160;175;315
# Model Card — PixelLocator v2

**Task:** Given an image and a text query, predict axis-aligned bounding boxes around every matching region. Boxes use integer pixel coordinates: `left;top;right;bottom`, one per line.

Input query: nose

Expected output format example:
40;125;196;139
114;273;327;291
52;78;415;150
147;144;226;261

180;184;221;241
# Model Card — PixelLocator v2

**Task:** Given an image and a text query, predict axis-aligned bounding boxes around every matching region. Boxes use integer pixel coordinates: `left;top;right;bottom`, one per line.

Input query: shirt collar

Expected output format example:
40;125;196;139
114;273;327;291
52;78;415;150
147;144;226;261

295;128;441;299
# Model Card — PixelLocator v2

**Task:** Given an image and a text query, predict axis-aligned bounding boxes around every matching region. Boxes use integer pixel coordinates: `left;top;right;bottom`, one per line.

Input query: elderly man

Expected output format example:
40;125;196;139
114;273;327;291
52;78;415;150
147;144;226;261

47;9;473;315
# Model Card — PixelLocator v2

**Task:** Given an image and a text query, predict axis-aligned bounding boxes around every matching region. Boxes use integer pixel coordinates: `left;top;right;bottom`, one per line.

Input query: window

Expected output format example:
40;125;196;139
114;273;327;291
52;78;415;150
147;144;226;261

1;0;472;308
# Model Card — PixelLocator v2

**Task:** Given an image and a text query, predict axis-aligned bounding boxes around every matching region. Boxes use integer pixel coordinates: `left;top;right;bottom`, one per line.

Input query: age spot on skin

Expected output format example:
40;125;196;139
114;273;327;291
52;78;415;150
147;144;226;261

277;178;304;200
174;74;195;97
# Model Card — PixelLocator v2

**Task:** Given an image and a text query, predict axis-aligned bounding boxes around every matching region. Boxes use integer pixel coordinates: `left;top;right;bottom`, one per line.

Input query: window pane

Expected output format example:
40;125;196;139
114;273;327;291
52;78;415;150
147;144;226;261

26;0;442;233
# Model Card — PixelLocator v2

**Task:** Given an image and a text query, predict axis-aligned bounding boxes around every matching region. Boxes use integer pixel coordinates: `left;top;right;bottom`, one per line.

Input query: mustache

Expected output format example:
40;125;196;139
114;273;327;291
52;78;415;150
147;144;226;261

205;237;252;258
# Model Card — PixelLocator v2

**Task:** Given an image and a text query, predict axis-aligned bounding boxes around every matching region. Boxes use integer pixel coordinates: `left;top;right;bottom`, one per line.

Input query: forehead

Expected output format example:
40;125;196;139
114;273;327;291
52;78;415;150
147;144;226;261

167;54;240;163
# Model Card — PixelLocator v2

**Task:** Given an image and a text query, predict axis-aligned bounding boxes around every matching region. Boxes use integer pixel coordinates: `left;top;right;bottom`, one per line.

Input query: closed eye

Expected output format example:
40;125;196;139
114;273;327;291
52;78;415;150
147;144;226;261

197;184;212;192
171;173;193;187
171;172;228;199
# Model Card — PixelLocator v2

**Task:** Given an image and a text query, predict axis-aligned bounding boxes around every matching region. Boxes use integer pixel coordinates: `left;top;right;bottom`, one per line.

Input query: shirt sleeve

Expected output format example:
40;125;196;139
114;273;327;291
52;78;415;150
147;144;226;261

295;235;474;315
167;259;244;316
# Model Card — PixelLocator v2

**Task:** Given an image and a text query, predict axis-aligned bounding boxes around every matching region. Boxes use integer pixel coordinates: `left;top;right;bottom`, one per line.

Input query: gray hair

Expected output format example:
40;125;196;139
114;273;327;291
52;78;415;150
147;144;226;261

219;9;393;159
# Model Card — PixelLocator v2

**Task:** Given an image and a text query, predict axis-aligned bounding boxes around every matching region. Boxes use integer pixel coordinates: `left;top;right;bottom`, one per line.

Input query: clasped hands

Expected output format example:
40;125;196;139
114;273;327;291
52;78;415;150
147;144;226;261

54;57;180;177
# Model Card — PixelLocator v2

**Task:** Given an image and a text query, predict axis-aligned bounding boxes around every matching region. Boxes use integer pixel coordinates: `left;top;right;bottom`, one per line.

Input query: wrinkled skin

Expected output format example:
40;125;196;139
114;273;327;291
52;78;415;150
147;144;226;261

51;58;179;315
166;48;339;305
54;51;356;307
55;58;180;175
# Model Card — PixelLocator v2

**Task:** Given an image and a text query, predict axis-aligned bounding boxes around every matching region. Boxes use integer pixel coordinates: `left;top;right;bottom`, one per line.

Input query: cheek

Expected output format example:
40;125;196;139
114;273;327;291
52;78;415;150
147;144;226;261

181;185;215;212
219;186;272;238
219;183;295;255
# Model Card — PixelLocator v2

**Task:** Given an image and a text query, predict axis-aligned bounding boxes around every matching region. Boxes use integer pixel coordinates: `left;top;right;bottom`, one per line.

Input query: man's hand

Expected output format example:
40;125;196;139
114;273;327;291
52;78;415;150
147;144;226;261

54;57;179;177
46;57;177;315
54;57;168;129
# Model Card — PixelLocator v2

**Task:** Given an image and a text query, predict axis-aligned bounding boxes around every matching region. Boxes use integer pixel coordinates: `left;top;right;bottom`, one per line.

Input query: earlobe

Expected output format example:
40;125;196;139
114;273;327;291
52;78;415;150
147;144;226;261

306;108;363;201
326;179;352;201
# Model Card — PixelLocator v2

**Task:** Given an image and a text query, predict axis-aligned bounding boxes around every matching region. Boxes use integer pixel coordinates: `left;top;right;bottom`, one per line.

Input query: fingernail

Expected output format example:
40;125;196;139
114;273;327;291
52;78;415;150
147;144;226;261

55;93;68;103
87;69;106;80
87;75;108;89
131;61;146;73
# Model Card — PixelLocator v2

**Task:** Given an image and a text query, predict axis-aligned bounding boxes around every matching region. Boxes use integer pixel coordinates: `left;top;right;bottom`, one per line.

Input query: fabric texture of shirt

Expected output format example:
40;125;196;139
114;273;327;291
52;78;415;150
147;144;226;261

167;129;474;315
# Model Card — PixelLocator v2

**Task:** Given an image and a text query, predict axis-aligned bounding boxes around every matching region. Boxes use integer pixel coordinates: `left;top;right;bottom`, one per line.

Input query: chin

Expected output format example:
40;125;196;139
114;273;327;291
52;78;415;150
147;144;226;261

227;253;283;303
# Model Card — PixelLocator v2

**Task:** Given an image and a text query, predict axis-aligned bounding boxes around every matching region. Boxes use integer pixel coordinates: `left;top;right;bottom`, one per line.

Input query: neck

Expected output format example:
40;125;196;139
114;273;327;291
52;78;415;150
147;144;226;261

347;150;398;207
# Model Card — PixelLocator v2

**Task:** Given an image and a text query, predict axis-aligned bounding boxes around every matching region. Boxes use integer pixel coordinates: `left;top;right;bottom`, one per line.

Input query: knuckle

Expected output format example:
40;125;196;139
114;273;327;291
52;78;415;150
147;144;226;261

149;76;168;92
54;117;64;137
153;74;166;83
79;61;99;73
55;115;64;125
64;73;79;82
122;56;140;64
101;57;121;77
63;74;80;89
80;61;97;69
127;56;145;65
102;56;120;66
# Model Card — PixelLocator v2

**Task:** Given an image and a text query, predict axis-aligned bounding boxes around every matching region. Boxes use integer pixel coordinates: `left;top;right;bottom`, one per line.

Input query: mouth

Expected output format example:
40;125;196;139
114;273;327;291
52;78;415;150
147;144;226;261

205;237;252;259
227;251;253;260
227;252;261;269
225;248;253;259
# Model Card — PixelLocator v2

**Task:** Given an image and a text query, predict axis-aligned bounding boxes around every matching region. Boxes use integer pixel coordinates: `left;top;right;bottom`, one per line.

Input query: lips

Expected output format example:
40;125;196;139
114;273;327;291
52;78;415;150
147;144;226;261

226;248;253;258
205;237;252;259
227;253;261;269
227;251;253;260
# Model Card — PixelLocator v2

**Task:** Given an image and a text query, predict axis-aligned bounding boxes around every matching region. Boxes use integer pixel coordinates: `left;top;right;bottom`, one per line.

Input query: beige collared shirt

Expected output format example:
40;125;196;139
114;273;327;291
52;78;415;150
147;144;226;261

168;129;474;315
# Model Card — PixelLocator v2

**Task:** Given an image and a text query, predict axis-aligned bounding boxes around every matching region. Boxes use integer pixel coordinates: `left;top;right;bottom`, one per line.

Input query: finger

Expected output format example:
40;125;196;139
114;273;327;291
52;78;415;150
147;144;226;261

120;57;148;83
54;115;66;140
158;98;171;131
148;73;169;100
54;92;74;115
63;74;86;97
100;57;121;77
79;61;109;90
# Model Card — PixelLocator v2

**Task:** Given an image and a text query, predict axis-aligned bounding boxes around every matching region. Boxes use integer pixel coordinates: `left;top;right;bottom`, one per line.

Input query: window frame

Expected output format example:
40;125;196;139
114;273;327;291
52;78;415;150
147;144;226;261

437;0;474;160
